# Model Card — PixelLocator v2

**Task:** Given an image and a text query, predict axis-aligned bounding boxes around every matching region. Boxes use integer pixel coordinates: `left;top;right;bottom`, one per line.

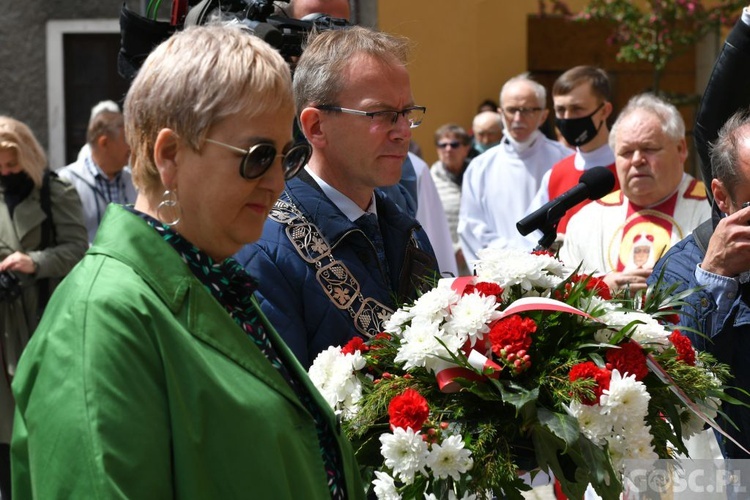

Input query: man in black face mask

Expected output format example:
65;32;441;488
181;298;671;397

525;66;617;246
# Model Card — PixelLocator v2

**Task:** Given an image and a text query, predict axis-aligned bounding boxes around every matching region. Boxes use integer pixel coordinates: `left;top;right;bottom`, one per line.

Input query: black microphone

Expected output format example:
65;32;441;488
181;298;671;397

516;166;615;236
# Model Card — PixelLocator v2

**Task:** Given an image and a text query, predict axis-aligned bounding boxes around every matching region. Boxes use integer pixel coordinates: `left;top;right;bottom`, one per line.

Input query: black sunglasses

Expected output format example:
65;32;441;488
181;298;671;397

437;141;462;149
205;138;312;180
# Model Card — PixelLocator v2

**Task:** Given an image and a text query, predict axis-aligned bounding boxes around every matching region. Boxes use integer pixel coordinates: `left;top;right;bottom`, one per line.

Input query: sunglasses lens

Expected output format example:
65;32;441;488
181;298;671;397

241;144;277;179
282;143;312;180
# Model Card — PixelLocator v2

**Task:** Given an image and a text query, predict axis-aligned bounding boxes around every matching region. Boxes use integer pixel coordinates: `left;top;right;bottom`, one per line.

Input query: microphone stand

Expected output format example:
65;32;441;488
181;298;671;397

530;205;566;251
535;219;560;252
536;227;557;251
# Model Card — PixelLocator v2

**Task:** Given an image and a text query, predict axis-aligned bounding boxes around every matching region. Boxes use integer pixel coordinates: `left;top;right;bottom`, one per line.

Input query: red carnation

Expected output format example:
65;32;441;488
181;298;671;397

605;341;649;380
670;330;696;366
582;276;611;300
663;314;681;325
660;310;681;325
369;332;392;350
463;281;504;300
489;315;536;356
341;337;368;355
569;361;611;405
571;274;612;300
388;388;430;431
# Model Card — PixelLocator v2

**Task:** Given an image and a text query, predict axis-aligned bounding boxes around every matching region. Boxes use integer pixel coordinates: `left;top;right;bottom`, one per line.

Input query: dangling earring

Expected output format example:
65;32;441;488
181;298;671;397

157;189;181;227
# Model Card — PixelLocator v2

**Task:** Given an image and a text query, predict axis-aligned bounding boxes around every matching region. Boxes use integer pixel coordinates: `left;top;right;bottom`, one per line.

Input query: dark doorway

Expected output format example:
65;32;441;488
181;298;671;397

62;33;130;166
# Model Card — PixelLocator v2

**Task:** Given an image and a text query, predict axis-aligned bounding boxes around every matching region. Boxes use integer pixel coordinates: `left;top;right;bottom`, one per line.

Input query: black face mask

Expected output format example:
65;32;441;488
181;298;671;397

555;102;605;147
0;172;34;195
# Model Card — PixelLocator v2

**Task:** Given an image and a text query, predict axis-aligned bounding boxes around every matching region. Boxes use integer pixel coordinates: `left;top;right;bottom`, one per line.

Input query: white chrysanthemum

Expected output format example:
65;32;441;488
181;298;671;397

443;292;500;345
474;247;564;292
569;371;656;471
578;294;615;315
606;433;628;471
593;328;616;344
383;307;415;336
568;402;609;444
680;396;720;438
308;346;365;413
394;321;464;371
409;285;460;325
601;310;670;349
600;369;650;425
373;471;401;500
629;438;658;461
623;424;657;460
426;434;474;480
630;319;671;349
380;427;430;485
680;408;705;439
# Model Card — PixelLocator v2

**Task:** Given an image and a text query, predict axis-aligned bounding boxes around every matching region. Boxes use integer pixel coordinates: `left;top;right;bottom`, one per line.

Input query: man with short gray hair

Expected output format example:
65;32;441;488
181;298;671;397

58;101;136;242
458;73;570;268
469;110;503;157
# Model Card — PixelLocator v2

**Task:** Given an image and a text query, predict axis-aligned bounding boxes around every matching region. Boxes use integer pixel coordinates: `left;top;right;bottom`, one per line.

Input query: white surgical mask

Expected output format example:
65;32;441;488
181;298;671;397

502;128;541;154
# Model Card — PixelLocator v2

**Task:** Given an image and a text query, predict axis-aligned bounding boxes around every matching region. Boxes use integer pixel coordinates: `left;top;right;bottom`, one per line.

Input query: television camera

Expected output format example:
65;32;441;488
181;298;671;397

118;0;350;81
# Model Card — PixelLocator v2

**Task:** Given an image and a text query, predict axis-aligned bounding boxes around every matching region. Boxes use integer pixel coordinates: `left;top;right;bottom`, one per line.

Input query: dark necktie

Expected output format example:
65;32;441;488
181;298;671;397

356;213;390;277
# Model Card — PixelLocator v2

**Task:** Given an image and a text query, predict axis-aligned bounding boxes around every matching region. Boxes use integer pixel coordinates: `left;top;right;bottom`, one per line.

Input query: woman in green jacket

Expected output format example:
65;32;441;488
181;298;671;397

11;24;364;499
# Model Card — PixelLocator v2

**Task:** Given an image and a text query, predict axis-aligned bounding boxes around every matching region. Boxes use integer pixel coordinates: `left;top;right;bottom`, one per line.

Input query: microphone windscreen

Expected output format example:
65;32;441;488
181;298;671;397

579;166;616;200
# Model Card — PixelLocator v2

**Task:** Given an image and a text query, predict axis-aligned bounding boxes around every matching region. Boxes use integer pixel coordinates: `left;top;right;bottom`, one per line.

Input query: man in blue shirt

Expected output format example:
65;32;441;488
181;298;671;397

58;101;136;243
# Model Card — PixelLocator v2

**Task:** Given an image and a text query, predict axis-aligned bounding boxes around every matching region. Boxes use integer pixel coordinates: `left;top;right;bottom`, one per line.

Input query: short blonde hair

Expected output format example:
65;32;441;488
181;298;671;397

0;116;47;187
124;24;294;198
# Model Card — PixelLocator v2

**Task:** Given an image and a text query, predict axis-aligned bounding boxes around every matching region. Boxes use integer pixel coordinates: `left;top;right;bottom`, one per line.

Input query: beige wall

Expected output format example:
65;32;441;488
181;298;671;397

378;0;590;165
377;0;731;167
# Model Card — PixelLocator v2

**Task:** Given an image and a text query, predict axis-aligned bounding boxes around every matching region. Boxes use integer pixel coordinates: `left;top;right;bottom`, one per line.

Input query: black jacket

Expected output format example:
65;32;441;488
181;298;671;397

695;16;750;219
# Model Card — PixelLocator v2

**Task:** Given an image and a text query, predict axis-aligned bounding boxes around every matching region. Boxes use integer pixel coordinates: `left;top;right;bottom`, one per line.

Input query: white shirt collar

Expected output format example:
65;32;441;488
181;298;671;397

305;166;378;222
573;143;615;170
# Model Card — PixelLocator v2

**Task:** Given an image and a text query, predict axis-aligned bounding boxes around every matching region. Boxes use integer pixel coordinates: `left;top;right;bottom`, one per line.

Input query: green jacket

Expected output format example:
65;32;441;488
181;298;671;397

11;205;364;499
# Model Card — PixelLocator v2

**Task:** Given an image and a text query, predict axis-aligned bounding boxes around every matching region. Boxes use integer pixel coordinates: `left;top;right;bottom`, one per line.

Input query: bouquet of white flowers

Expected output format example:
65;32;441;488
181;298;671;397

309;248;733;499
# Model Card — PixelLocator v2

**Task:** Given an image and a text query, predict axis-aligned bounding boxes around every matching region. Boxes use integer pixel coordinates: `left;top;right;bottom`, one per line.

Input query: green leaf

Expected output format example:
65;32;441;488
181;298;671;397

463;381;504;401
537;407;580;448
497;382;539;414
530;424;588;499
577;437;622;499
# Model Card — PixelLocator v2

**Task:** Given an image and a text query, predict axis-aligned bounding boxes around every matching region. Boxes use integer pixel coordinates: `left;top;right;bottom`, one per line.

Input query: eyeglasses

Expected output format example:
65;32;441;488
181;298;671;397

437;141;462;149
204;138;312;180
502;106;543;118
314;105;427;129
